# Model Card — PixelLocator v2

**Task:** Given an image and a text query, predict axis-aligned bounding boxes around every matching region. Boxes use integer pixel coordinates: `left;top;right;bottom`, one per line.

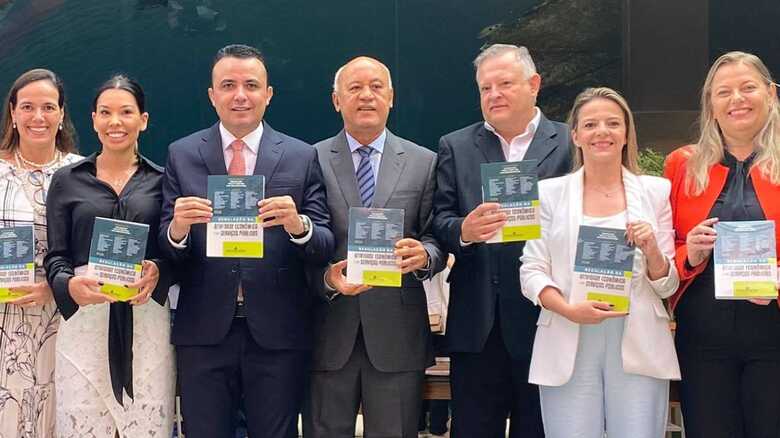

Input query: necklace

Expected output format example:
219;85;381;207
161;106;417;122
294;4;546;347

15;149;61;169
589;184;623;198
97;156;139;191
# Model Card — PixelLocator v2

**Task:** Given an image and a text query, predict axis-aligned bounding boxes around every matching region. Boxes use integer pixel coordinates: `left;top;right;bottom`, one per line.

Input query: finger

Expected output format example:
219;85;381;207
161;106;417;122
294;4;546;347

394;238;421;248
177;196;212;205
8;286;33;293
748;298;772;306
9;294;37;305
332;260;348;272
601;311;629;318
590;300;615;311
474;202;502;214
261;218;284;228
394;247;425;258
700;217;719;227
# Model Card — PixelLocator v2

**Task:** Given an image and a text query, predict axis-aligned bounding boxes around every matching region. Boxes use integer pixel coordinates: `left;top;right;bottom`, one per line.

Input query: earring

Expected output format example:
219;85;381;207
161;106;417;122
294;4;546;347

59;123;63;131
12;122;16;129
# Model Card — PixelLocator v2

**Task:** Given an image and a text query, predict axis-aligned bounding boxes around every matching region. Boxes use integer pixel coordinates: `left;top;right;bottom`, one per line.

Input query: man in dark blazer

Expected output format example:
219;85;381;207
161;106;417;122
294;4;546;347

305;57;445;437
433;44;572;437
159;44;334;438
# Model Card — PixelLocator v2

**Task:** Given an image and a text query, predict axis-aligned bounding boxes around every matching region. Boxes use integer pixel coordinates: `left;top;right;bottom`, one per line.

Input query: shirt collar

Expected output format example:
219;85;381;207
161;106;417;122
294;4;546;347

74;151;163;174
483;107;541;141
219;122;263;154
345;129;387;154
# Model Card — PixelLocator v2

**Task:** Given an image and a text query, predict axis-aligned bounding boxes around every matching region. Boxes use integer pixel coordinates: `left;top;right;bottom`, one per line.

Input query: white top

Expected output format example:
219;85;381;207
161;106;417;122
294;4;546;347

582;210;627;228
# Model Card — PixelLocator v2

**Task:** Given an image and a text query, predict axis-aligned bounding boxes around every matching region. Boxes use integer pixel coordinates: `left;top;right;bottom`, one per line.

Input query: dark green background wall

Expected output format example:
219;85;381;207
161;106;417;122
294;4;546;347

1;0;778;163
0;0;540;164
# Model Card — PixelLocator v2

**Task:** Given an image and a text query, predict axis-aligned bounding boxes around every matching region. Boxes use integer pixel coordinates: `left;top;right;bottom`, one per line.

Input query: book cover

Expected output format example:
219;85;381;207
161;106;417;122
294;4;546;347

207;175;265;258
346;207;404;287
88;217;149;301
714;220;777;299
572;225;635;312
0;225;35;302
480;160;540;243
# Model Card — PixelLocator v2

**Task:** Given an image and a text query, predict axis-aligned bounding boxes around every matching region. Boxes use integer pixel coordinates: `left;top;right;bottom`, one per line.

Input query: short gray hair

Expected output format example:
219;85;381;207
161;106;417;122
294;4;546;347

332;57;394;92
473;44;537;79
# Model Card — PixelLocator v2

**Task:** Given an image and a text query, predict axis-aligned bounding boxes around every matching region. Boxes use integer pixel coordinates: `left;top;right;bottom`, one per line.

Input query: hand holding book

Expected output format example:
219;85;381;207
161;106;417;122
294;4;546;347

68;275;117;306
125;260;160;305
394;238;428;273
685;217;719;267
8;281;54;307
326;260;371;296
460;202;506;243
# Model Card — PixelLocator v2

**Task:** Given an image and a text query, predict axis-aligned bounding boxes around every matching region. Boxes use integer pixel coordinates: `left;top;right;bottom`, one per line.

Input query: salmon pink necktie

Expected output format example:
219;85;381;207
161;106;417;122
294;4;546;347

228;139;247;176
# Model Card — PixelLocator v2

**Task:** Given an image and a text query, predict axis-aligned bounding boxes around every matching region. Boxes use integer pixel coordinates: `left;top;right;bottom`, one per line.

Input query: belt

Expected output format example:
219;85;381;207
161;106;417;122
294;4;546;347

234;301;247;318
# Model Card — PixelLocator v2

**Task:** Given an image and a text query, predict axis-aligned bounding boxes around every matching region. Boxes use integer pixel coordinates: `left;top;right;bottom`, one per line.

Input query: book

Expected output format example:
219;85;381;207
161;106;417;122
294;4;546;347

480;160;540;243
207;175;264;258
87;217;149;301
346;207;404;287
714;220;778;299
572;225;635;312
0;225;35;302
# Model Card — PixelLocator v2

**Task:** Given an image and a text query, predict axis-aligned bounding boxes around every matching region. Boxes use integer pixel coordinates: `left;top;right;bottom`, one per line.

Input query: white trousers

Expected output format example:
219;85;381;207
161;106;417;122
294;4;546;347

539;317;669;438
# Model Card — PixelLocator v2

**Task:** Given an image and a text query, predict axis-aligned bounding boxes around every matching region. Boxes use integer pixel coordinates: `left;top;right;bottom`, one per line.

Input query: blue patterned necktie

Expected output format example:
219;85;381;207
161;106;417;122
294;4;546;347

356;146;375;207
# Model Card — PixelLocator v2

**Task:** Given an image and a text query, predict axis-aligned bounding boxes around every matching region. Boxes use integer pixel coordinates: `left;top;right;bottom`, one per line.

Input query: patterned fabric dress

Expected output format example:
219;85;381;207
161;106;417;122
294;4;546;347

0;153;80;438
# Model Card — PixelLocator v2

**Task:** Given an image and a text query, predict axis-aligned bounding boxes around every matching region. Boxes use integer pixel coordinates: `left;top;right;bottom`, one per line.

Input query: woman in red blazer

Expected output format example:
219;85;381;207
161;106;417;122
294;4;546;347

664;51;780;438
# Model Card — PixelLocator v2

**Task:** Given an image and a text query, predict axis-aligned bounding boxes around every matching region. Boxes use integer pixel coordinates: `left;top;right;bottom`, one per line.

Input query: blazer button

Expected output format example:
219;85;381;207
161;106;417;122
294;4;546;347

491;277;500;285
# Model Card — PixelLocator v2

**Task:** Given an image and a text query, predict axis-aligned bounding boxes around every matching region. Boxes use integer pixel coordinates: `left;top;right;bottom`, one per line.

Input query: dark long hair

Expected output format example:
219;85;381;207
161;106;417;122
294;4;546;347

0;69;77;153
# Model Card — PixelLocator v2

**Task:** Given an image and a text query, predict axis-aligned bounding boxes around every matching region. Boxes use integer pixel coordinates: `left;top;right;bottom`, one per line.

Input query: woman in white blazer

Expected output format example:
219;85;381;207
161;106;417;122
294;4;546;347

520;87;680;438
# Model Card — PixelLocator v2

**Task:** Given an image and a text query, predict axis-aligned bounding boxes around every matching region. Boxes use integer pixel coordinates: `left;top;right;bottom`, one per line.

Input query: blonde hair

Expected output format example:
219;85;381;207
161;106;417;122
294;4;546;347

685;51;780;195
567;87;640;174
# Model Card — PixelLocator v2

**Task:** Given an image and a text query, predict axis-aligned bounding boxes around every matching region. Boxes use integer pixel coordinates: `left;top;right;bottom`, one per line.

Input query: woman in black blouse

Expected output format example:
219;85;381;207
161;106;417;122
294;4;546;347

44;75;175;437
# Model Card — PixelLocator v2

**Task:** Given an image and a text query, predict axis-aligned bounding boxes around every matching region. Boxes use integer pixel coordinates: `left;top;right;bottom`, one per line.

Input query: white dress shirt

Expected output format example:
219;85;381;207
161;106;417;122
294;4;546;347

484;106;541;162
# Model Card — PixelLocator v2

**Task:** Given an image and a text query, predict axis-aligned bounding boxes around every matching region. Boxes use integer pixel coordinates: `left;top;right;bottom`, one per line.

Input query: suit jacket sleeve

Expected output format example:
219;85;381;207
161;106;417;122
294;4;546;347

158;146;192;264
432;136;474;258
519;182;562;306
296;147;335;265
417;152;446;279
663;147;707;286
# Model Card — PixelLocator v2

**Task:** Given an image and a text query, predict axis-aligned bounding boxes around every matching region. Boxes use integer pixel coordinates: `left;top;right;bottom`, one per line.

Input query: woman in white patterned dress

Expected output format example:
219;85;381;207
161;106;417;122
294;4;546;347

0;69;81;438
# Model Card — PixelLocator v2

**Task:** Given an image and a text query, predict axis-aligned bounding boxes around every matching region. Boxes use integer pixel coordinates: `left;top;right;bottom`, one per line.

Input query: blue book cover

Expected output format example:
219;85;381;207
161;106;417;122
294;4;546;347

0;225;35;301
347;207;404;287
88;217;149;301
207;175;265;258
480;160;540;243
714;220;777;299
573;225;635;312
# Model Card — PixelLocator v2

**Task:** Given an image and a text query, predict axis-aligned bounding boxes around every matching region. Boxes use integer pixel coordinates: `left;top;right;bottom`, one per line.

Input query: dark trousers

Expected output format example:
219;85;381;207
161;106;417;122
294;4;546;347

306;330;425;438
177;318;309;438
450;319;544;438
677;279;780;438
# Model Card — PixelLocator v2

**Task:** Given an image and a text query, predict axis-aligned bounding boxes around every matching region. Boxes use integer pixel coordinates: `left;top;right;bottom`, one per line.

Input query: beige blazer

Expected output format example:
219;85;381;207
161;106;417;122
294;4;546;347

520;168;681;386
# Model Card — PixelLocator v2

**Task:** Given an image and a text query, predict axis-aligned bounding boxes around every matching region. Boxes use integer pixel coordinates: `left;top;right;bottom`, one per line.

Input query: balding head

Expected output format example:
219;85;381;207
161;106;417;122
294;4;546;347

333;57;393;92
331;57;394;145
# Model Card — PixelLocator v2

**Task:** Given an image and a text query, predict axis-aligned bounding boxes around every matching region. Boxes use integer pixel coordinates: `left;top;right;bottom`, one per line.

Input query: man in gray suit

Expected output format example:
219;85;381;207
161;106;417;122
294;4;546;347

306;56;446;438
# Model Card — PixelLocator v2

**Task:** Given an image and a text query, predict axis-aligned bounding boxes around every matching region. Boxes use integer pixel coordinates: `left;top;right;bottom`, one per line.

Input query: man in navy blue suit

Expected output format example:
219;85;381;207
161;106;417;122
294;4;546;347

159;44;334;438
433;44;572;438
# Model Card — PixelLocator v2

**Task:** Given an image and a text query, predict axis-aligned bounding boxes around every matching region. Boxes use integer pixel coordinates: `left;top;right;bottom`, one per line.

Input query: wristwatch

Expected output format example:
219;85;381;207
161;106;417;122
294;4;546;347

290;214;311;239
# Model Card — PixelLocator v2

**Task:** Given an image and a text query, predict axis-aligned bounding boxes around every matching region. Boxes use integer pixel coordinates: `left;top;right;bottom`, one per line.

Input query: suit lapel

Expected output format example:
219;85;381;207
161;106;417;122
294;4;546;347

329;131;362;207
567;169;584;273
253;121;284;181
475;126;505;163
524;115;562;168
373;130;406;208
199;123;228;175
